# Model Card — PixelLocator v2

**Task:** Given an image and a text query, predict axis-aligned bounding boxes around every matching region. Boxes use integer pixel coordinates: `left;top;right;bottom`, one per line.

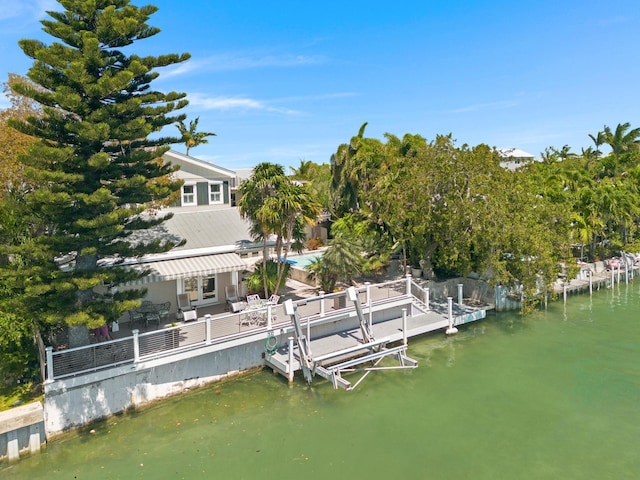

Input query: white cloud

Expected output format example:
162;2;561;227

163;51;325;78
0;0;55;22
188;93;299;115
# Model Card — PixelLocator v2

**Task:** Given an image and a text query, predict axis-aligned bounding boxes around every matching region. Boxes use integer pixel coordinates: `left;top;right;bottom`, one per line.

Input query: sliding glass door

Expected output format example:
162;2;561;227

182;275;217;305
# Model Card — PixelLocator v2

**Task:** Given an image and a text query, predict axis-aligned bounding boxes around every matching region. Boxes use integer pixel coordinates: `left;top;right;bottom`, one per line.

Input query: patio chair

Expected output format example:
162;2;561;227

246;294;261;306
128;309;145;327
268;294;280;305
177;293;196;321
225;285;240;310
157;301;171;324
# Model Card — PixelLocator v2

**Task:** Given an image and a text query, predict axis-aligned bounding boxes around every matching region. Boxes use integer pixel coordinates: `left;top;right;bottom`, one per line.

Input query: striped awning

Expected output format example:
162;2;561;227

130;252;247;284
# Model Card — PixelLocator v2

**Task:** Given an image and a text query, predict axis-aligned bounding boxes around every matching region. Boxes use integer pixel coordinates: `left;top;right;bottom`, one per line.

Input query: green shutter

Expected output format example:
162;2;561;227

223;182;229;204
197;182;208;205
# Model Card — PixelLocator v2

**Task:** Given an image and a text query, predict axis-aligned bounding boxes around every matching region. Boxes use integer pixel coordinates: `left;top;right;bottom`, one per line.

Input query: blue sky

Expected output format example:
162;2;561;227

1;1;639;169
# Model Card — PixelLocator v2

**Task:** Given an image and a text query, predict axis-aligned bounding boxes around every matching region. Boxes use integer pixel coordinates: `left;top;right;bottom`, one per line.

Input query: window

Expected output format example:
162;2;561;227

182;184;196;206
209;183;222;204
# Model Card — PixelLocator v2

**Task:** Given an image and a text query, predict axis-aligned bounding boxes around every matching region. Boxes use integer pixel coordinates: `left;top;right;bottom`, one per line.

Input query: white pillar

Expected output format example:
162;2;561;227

46;346;54;382
406;273;412;295
7;431;19;461
563;283;567;303
319;291;325;317
266;305;273;330
205;314;212;344
589;270;593;295
446;296;458;335
425;287;430;310
402;308;407;346
29;424;41;455
457;283;464;305
133;329;140;362
287;337;295;383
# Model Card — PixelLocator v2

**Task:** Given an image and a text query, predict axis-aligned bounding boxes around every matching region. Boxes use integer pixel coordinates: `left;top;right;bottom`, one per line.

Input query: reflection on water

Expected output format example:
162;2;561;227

3;283;640;479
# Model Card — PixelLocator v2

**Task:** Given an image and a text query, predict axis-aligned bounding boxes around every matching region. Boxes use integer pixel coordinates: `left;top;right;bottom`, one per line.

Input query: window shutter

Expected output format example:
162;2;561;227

197;182;208;205
223;181;229;204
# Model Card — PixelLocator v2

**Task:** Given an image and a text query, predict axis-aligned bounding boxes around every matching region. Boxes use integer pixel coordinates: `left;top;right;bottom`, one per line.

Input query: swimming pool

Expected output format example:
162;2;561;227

287;252;323;270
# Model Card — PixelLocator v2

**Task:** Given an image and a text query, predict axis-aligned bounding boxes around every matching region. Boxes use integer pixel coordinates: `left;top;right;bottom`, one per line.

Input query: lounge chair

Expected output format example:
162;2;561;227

225;285;240;310
177;293;197;321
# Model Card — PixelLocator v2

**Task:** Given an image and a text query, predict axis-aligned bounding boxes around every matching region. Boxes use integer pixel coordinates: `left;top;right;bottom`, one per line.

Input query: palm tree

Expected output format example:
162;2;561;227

321;233;363;288
602;122;640;155
238;163;321;297
289;159;315;180
175;117;216;155
588;130;606;158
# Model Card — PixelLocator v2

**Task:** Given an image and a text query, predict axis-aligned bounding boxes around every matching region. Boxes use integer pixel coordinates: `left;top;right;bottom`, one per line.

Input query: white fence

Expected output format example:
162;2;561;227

46;278;413;381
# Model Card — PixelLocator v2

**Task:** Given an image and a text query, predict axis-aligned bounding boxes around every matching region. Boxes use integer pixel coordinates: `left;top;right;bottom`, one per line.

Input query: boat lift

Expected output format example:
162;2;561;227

283;287;418;390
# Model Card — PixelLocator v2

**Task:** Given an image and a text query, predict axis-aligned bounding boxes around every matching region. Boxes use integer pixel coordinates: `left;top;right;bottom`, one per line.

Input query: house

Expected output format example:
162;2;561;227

496;148;538;171
111;151;270;319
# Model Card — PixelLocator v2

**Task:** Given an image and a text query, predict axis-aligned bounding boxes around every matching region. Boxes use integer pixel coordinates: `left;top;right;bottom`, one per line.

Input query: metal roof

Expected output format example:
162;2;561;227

161;207;255;251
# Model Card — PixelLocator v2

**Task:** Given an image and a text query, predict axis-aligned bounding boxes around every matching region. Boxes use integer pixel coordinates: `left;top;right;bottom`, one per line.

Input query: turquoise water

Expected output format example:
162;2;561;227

289;252;321;269
3;283;639;479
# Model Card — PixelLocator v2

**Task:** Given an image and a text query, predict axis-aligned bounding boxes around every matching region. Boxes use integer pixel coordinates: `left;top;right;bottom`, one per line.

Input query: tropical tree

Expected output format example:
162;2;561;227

603;122;640;155
588;130;606;158
2;0;189;352
175;116;216;155
0;74;42;201
238;162;321;297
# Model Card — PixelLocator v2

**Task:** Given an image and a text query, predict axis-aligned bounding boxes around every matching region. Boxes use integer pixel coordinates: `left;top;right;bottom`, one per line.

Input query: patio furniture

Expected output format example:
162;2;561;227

225;285;240;310
177;293;196;321
128;309;145;327
182;309;198;322
157;302;171;324
267;294;280;305
230;301;246;313
139;302;161;329
246;294;261;306
240;303;266;327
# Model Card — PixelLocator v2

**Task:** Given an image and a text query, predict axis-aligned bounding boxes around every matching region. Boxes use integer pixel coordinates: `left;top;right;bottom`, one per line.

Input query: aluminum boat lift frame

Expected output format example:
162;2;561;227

283;287;418;390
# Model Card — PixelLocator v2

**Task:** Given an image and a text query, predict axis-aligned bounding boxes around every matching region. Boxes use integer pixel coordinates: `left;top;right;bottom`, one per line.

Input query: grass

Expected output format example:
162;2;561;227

0;381;43;411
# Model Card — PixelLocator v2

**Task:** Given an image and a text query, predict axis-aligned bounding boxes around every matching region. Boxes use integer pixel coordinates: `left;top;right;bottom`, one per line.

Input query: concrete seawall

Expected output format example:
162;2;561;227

43;333;271;436
0;402;45;462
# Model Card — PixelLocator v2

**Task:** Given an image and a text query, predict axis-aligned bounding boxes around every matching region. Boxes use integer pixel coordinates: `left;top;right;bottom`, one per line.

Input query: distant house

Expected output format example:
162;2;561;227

496;148;538;171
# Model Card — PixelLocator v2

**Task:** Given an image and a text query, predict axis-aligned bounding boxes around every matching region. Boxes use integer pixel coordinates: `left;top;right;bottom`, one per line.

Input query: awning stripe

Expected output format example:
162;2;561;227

127;252;247;284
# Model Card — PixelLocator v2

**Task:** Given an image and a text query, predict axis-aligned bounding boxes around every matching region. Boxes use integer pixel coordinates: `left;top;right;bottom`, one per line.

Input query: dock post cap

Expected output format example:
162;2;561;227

284;299;295;315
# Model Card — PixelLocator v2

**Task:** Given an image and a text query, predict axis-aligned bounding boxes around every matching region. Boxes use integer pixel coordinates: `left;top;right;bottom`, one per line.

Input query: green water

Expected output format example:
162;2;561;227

3;284;639;479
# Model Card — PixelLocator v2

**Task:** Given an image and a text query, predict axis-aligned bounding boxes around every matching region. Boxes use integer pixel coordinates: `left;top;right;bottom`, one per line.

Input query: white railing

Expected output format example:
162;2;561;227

46;277;421;381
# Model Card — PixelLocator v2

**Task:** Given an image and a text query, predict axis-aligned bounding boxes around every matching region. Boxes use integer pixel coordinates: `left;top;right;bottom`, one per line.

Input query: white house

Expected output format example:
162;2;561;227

113;151;268;319
496;148;538;171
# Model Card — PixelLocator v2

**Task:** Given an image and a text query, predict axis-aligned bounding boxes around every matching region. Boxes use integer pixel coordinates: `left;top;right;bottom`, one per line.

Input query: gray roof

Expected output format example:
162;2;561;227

164;207;254;251
127;207;256;255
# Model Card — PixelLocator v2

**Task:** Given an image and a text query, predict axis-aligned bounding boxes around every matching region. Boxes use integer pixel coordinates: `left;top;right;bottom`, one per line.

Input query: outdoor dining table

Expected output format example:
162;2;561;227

240;300;269;326
138;302;165;327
